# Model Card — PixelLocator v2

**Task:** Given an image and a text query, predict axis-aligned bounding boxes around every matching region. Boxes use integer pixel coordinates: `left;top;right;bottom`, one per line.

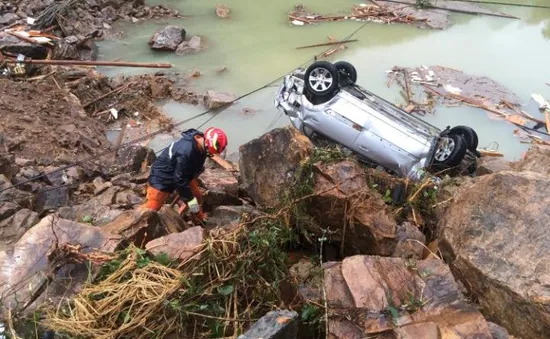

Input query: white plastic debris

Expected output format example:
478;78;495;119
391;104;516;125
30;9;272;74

443;84;463;95
133;112;140;117
359;3;368;7
425;75;434;81
26;17;35;25
429;70;435;77
291;20;305;26
532;93;549;109
110;108;118;119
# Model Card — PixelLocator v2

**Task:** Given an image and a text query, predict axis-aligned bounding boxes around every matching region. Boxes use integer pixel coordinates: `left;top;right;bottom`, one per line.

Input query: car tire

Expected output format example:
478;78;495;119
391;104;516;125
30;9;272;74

304;61;339;98
433;134;467;168
334;61;357;83
449;125;478;152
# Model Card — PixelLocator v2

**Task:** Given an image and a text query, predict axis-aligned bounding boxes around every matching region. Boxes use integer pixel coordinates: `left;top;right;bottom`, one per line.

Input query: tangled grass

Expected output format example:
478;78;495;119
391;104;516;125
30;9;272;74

44;218;296;339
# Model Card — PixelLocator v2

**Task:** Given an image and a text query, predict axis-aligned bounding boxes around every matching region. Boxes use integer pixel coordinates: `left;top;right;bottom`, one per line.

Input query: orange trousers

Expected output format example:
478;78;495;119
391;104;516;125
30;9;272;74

141;179;202;211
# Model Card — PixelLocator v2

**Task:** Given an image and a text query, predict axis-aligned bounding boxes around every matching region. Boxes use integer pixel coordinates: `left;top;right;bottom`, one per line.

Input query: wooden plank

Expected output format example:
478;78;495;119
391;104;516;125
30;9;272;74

296;39;358;50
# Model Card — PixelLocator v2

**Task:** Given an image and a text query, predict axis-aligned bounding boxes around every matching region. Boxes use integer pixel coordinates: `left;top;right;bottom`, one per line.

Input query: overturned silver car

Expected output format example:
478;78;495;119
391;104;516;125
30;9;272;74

274;60;479;181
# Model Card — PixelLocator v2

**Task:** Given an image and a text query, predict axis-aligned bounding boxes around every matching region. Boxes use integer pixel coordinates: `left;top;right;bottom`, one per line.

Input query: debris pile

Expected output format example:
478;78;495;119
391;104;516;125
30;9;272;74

387;65;550;147
288;0;516;30
216;4;231;19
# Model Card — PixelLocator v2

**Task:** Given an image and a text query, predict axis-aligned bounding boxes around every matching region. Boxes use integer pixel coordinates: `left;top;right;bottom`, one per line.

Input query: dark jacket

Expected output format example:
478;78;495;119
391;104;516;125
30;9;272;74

148;129;206;201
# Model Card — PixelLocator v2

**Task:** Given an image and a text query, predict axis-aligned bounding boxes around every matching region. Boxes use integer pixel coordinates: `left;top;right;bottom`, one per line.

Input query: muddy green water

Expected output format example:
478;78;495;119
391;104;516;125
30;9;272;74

97;0;550;159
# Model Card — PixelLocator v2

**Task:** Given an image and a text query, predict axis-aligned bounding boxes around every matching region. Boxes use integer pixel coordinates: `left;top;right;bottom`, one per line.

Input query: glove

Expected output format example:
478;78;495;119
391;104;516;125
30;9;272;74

187;197;200;214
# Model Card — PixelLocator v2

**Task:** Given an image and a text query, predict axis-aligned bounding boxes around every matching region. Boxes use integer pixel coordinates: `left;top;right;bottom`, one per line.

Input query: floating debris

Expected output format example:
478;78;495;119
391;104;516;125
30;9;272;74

216;4;231;19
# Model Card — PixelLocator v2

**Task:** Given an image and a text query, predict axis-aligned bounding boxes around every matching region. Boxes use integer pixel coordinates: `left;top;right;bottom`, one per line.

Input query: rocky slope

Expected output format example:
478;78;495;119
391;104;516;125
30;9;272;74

2;115;545;339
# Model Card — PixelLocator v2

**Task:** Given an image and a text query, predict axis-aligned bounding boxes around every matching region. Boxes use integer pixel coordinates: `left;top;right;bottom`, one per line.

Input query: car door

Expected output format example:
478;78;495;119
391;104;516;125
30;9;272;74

310;99;364;148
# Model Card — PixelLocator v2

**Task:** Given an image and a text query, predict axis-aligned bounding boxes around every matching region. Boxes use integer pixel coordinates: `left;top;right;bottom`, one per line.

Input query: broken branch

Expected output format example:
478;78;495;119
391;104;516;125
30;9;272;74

2;59;173;68
296;39;358;49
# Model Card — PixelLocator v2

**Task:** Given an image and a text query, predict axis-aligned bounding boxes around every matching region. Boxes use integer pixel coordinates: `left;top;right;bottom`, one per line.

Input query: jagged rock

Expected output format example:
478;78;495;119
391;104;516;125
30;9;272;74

18;166;40;179
199;167;241;210
145;226;204;261
101;6;117;21
102;209;164;247
0;201;19;220
511;145;550;175
477;156;513;175
0;208;39;250
206;205;263;231
307;160;398;256
203;90;236;109
34;186;70;215
289;258;322;303
14;157;34;167
0;174;33;208
66;167;86;184
175;35;203;55
95;186;119;206
439;171;550;339
392;222;426;259
324;255;492;338
0;153;14;179
238;310;299;339
0;210;160;316
0;13;18;25
148;25;186;51
0;33;48;59
114;189;142;207
487;322;514;339
239;127;313;208
158;205;187;233
116;145;156;174
111;173;134;188
93;180;112;195
42;166;65;186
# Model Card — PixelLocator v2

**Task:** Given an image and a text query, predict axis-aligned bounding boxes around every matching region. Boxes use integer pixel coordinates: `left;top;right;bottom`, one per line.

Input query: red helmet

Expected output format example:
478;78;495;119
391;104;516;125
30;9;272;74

204;127;228;156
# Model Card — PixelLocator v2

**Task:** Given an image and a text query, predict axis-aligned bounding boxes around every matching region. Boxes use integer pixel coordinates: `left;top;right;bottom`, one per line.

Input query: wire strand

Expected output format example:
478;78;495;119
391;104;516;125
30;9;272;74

0;22;371;194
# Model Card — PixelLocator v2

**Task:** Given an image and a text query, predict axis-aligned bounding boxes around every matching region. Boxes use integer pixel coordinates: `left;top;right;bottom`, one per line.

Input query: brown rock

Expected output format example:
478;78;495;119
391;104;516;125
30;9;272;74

145;226;204;261
439;171;550;339
34;186;70;215
148;25;186;51
289;258;322;303
115;145;156;174
203;90;236;110
392;222;426;259
0;208;39;250
206;205;263;232
308;160;398;256
0;153;14;179
324;256;492;338
199;167;241;210
0;175;33;208
0;201;20;220
101;209;163;248
175;35;203;56
0;216;121;316
238;126;313;208
487;322;514;339
511;145;550;175
158;205;188;233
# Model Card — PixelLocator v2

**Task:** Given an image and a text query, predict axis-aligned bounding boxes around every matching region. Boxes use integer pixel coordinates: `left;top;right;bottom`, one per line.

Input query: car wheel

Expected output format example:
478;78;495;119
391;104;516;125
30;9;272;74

433;134;467;167
449;125;478;152
304;61;339;98
334;61;357;83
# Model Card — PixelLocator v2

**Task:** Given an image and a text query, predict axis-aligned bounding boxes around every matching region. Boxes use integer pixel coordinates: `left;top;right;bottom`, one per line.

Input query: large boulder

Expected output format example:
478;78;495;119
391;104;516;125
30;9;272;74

0;208;39;250
438;171;550;339
148;25;186;51
0;209;162;316
511;144;550;175
206;205;264;232
145;226;204;262
33;186;70;215
307;160;398;256
175;35;203;56
324;255;493;338
203;90;236;110
199;167;241;210
0;174;33;208
115;145;156;174
239;127;313;208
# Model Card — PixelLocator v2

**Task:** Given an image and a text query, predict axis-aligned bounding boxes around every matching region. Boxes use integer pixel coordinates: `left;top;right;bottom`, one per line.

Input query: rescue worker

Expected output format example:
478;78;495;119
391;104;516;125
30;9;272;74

140;127;228;220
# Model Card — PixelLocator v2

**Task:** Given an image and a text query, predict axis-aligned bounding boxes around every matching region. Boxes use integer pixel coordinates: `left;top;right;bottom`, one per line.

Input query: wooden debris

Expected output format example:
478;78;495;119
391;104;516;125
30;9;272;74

2;58;173;68
296;39;358;50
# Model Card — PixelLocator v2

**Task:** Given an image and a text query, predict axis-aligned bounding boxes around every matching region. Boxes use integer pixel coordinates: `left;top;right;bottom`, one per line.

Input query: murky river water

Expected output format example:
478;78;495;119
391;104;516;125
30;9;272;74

97;0;550;159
